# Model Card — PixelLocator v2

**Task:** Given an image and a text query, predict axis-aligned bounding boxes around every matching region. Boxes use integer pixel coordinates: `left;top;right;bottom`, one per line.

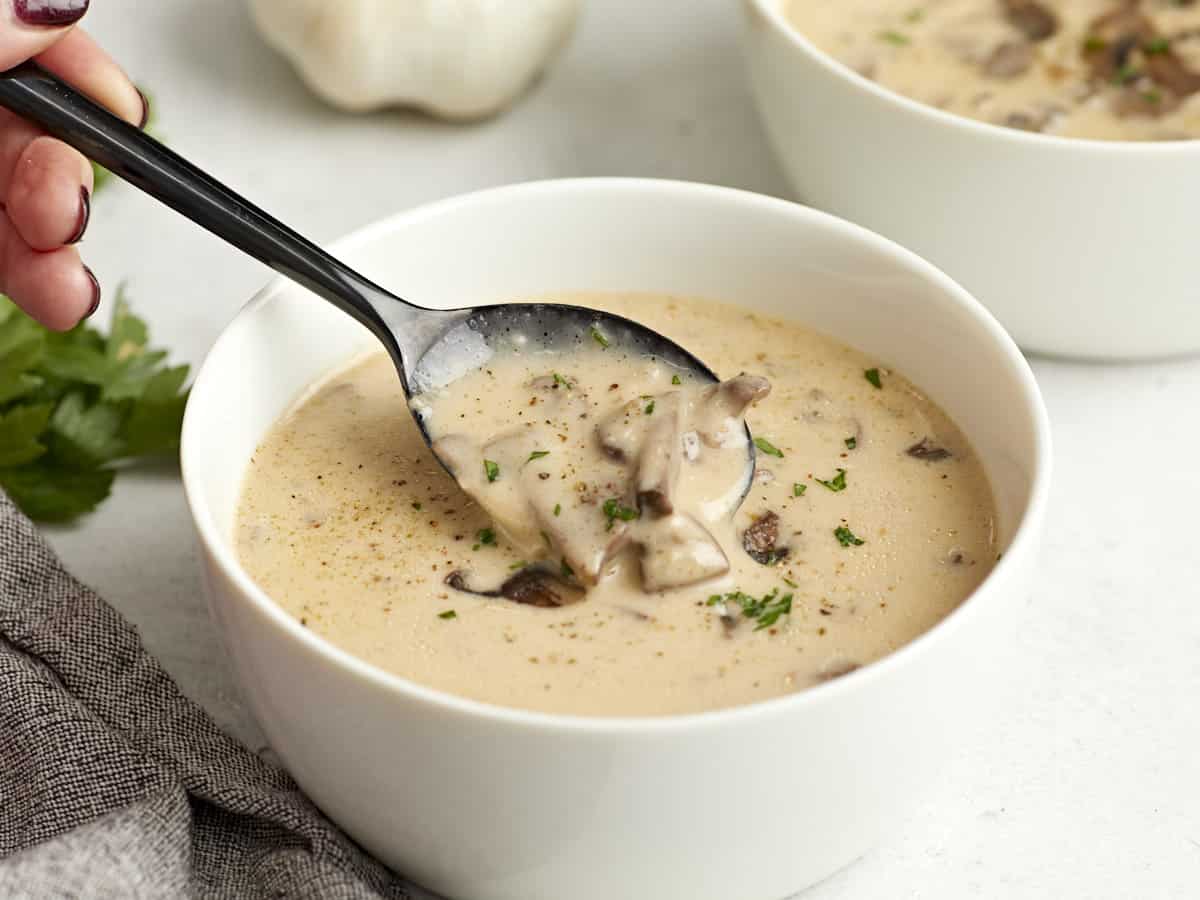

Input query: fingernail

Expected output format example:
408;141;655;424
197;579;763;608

12;0;89;26
137;87;150;130
67;186;89;245
82;264;100;318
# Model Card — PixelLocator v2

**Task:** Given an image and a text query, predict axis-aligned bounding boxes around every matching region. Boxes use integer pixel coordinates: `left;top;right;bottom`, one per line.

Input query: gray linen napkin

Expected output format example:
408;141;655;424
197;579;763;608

0;492;420;900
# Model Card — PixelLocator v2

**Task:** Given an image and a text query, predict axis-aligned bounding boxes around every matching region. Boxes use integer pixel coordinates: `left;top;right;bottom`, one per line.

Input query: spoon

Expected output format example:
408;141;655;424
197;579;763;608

0;62;755;506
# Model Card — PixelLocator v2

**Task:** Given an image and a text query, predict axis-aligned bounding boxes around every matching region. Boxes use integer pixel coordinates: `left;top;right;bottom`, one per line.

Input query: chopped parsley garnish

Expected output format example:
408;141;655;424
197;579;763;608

526;450;550;464
834;525;865;547
793;482;807;497
816;468;847;492
602;497;640;531
1145;37;1171;55
1083;34;1107;53
644;400;655;415
904;8;924;23
864;367;883;389
412;502;422;511
553;503;562;516
1141;88;1163;105
483;459;500;482
707;589;794;631
0;292;189;523
844;436;857;450
589;326;610;348
878;29;909;46
754;436;784;458
476;527;496;546
438;610;457;620
1113;64;1139;85
671;374;682;385
552;372;574;389
783;577;798;588
509;560;528;570
561;559;574;579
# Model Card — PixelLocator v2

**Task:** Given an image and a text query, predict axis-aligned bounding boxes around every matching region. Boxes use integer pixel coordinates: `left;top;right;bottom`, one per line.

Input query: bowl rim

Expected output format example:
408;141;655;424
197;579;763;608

748;0;1200;155
181;177;1053;735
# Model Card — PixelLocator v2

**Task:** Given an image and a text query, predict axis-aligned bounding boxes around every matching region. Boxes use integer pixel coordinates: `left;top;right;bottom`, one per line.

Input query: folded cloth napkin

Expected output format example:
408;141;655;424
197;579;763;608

0;492;419;900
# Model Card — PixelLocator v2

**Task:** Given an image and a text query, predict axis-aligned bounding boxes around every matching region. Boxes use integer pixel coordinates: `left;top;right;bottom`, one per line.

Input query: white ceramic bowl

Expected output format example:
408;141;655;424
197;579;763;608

743;0;1200;361
182;179;1051;900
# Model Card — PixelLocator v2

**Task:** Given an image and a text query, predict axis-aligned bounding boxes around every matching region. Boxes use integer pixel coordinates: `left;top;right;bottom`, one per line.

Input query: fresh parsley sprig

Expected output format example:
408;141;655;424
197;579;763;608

0;291;189;523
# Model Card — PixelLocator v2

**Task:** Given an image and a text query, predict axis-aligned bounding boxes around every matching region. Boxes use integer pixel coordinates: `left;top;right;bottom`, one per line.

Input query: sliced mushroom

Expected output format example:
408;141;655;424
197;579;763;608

693;375;772;447
1002;0;1058;42
433;432;545;557
634;393;683;517
741;510;790;566
907;438;952;461
984;41;1035;79
445;568;585;607
638;513;729;591
1145;49;1200;98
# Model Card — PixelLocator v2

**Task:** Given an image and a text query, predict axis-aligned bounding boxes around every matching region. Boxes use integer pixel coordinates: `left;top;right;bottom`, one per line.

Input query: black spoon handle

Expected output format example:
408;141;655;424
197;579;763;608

0;62;400;346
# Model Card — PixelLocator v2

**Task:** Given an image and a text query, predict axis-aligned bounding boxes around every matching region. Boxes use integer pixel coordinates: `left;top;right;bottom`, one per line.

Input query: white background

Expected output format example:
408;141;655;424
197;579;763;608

45;1;1200;897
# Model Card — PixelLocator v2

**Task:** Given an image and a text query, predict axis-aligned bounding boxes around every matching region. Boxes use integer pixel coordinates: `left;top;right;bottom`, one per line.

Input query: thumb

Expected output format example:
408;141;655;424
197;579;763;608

0;2;88;69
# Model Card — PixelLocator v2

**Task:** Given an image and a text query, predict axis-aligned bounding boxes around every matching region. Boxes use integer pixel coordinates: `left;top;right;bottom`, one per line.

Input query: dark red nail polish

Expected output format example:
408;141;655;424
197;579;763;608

13;0;89;27
82;265;100;318
67;186;89;245
136;87;150;129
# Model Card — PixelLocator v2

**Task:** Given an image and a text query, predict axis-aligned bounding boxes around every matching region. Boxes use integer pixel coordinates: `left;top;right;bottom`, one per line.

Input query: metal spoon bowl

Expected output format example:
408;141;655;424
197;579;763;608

0;63;754;508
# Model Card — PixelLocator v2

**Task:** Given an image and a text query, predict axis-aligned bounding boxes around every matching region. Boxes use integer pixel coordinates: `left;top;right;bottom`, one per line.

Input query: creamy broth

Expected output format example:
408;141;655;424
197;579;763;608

236;294;997;716
786;0;1200;141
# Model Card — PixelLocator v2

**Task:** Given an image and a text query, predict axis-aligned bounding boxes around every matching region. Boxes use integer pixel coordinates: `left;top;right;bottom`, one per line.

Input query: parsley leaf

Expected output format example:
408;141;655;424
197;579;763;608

589;326;610;348
845;436;857;450
816;468;847;492
708;589;794;631
754;436;784;458
438;609;457;620
834;525;865;547
526;450;550;464
602;497;640;531
864;368;883;389
0;464;115;523
0;403;53;466
484;459;500;482
477;527;496;546
793;482;807;497
48;393;125;467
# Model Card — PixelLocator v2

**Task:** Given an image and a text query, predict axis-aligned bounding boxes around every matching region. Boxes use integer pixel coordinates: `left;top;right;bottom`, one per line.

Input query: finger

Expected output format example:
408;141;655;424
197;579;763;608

6;134;90;250
36;28;146;127
0;210;98;331
0;2;89;68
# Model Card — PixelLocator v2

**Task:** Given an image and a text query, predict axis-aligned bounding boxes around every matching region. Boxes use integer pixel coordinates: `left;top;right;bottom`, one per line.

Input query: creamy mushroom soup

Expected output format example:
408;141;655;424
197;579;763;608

786;0;1200;141
235;293;998;716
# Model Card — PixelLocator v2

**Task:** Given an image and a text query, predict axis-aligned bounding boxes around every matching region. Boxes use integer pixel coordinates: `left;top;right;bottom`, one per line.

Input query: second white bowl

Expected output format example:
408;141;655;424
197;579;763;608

744;0;1200;361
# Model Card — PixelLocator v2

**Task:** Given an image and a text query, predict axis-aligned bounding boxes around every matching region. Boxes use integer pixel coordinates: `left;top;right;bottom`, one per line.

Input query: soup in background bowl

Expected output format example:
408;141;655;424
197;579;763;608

787;0;1200;142
745;0;1200;360
182;179;1050;900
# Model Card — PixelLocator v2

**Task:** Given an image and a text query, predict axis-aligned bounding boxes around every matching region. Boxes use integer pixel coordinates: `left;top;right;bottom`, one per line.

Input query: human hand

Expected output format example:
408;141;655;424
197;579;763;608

2;2;145;330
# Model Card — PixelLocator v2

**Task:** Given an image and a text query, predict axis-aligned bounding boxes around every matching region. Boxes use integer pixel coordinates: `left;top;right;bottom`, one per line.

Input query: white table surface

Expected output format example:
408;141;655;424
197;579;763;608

46;1;1200;897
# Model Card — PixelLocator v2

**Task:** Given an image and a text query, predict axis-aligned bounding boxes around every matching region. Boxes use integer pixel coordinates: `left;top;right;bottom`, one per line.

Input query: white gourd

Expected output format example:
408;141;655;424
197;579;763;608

248;0;581;120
